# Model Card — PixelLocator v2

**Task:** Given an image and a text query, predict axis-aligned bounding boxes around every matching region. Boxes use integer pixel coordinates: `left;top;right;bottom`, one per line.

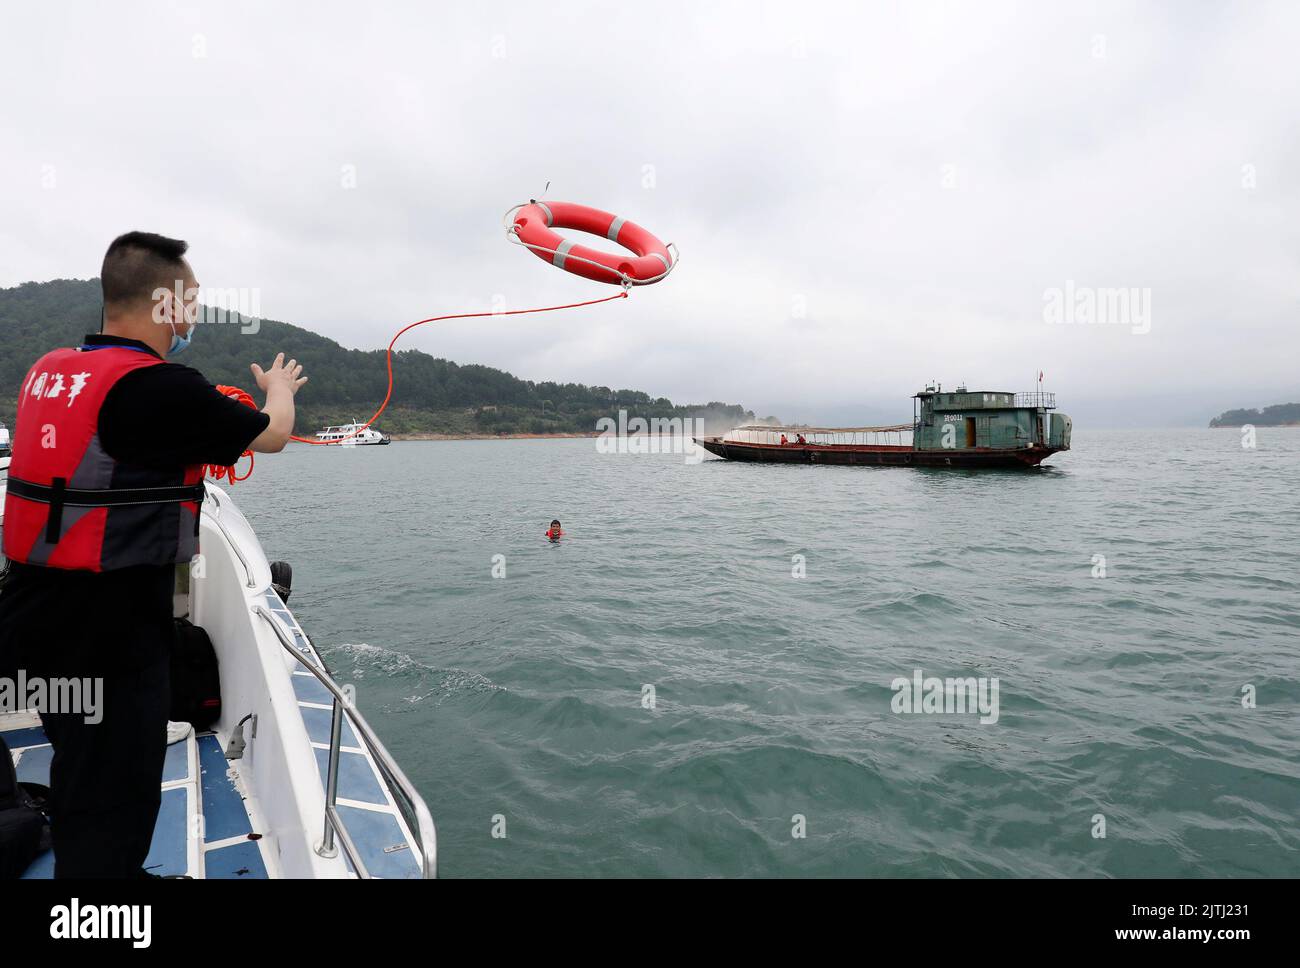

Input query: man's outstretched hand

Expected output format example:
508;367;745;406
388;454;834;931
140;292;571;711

251;352;308;396
249;353;308;453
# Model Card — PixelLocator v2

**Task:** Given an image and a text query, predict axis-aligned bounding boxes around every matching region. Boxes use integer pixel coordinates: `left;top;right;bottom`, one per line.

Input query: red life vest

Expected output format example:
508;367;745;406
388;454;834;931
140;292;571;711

2;344;206;572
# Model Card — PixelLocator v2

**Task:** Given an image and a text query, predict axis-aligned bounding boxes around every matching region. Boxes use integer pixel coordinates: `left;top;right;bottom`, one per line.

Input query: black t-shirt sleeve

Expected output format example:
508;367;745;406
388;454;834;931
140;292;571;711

99;364;271;469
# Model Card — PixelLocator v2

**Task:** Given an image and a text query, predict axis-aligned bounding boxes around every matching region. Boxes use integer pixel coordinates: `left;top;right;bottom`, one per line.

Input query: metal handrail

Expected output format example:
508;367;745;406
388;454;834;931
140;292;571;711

252;605;438;878
203;485;258;589
1015;391;1056;409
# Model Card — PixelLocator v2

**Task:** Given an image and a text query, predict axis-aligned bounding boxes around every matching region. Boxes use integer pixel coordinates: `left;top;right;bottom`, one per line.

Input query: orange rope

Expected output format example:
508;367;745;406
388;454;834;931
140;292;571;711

205;385;257;484
205;289;630;481
288;290;629;445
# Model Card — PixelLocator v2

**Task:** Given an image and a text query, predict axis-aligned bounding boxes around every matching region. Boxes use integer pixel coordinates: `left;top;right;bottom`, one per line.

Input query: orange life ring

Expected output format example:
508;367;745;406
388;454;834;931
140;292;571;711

510;201;675;286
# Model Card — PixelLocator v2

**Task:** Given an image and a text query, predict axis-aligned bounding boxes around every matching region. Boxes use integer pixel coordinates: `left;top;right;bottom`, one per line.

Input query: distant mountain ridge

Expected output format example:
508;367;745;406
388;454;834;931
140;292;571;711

0;279;764;436
1208;403;1300;428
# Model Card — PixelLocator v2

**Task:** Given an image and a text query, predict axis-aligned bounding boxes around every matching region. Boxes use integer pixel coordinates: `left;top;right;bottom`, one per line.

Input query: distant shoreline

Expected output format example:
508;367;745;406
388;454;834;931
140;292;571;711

387;431;602;441
1209;421;1300;428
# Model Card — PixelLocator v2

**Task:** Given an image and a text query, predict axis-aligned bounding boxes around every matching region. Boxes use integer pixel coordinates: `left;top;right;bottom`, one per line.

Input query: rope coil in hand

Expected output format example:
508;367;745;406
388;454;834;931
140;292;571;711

206;385;257;483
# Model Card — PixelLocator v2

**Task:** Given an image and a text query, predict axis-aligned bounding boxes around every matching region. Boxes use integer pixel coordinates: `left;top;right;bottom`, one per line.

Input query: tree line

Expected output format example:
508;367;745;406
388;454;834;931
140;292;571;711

1209;403;1300;427
0;279;763;435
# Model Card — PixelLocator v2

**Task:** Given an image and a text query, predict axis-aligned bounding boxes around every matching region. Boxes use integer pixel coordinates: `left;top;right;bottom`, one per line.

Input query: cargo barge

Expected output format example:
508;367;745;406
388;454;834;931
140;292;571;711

696;386;1071;469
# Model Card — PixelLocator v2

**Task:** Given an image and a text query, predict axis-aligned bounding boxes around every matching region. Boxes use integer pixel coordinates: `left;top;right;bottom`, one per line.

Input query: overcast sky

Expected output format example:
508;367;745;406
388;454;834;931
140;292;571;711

2;1;1296;425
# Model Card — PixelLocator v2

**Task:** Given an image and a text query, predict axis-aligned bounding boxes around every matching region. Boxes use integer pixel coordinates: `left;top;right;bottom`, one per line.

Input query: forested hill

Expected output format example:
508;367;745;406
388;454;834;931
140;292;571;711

1209;404;1300;428
0;279;763;435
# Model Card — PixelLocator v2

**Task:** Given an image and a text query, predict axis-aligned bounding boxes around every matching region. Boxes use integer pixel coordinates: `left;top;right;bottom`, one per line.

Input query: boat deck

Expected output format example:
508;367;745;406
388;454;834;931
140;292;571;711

4;710;272;878
272;586;424;879
2;617;423;878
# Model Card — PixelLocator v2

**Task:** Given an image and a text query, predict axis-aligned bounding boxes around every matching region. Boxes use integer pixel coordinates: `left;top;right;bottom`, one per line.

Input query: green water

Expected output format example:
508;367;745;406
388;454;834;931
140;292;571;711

231;428;1300;877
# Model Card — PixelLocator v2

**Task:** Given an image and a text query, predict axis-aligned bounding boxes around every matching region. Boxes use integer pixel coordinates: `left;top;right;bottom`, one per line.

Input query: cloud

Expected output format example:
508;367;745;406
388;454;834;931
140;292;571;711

1;0;1296;424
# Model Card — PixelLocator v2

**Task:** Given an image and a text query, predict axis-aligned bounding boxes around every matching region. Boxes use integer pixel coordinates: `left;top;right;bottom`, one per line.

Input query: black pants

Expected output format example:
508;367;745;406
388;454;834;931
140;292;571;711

0;561;173;878
40;656;169;877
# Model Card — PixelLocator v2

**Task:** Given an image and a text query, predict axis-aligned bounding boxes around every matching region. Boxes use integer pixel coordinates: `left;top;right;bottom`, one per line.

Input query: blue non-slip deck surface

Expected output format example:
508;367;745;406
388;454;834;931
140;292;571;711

335;803;420;879
2;725;49;749
14;743;53;784
313;747;387;805
198;733;252;843
197;730;266;877
144;787;189;876
301;703;359;747
4;721;266;879
162;737;190;783
291;671;333;705
204;838;268;879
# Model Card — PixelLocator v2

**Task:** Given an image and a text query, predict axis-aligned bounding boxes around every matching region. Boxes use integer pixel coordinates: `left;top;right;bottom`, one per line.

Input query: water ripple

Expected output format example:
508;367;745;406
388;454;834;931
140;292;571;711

232;428;1300;876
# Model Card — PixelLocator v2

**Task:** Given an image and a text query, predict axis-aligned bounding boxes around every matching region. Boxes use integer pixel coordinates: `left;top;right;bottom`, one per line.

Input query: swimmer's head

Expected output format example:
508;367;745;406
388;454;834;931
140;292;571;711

550;520;561;530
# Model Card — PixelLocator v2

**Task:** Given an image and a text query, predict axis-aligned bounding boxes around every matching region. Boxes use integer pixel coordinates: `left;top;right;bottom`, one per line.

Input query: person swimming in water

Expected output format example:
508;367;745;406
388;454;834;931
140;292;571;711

546;519;564;539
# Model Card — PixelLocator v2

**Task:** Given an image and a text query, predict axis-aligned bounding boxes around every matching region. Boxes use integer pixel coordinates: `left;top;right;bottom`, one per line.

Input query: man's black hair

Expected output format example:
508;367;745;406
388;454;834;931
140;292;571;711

100;231;190;311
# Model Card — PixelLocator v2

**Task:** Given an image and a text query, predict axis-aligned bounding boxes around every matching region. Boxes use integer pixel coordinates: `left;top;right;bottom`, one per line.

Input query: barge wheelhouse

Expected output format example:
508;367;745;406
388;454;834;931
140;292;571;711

696;386;1071;469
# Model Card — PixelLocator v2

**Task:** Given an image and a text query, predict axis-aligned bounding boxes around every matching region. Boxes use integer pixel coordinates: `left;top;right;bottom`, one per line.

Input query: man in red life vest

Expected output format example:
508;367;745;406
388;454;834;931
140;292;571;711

0;231;307;877
546;519;564;539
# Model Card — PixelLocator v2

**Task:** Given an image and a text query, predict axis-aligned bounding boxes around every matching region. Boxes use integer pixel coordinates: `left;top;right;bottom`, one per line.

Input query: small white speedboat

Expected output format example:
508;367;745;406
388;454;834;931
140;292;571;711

0;476;436;879
313;421;391;446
